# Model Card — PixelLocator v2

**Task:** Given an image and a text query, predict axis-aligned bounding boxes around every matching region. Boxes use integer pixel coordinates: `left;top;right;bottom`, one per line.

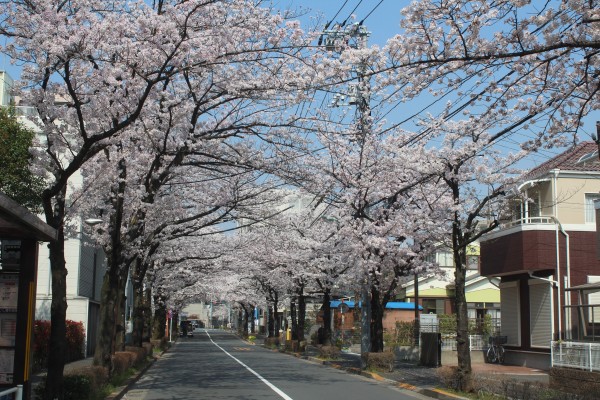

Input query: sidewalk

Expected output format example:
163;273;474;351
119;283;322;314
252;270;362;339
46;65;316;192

298;345;549;400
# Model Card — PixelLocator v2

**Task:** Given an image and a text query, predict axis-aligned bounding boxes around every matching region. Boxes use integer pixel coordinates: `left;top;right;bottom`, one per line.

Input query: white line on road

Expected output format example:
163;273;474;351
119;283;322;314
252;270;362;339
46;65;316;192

204;330;294;400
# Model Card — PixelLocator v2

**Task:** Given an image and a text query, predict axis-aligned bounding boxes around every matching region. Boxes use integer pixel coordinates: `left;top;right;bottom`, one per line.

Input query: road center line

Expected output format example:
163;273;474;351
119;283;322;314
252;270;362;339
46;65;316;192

204;330;294;400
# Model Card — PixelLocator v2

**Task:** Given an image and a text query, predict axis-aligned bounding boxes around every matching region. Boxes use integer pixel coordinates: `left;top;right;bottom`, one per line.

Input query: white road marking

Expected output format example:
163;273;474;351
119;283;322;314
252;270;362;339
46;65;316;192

205;330;294;400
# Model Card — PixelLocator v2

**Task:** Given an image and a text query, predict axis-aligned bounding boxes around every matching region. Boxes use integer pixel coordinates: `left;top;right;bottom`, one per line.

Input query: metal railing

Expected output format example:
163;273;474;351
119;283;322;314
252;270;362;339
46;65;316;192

504;216;555;228
0;384;23;400
552;341;600;372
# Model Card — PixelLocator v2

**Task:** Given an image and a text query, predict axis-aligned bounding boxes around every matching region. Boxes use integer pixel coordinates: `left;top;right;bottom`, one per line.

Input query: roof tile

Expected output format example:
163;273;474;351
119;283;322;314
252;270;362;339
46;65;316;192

523;142;600;180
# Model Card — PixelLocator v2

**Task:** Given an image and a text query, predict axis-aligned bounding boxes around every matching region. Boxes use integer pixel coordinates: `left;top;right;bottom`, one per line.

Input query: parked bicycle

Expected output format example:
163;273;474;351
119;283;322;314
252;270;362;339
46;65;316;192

486;335;506;364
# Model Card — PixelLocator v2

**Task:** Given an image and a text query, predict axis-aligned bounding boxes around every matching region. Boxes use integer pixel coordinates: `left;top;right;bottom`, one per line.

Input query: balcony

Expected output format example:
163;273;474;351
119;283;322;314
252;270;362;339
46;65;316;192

480;219;562;277
501;216;556;229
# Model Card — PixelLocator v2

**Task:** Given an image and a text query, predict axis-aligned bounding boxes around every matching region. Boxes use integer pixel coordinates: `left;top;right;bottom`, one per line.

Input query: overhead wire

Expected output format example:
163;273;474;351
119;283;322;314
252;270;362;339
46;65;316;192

341;0;365;26
360;0;384;24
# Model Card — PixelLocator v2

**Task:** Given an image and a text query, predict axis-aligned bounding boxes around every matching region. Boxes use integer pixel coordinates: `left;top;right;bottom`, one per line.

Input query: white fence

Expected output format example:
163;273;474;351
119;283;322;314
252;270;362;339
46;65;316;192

552;341;600;372
441;334;486;351
0;385;23;400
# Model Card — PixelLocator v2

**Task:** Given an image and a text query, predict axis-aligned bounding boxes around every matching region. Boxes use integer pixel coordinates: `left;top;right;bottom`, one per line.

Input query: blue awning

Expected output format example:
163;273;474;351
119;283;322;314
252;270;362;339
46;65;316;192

329;300;422;310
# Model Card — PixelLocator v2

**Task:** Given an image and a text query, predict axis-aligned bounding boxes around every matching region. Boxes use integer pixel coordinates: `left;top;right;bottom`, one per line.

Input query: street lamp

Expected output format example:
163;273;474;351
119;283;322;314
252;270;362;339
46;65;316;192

84;218;103;226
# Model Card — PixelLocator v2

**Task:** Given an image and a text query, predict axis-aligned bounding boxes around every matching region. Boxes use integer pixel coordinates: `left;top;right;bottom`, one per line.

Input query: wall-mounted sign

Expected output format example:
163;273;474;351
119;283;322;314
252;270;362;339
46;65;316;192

0;241;20;271
0;275;18;312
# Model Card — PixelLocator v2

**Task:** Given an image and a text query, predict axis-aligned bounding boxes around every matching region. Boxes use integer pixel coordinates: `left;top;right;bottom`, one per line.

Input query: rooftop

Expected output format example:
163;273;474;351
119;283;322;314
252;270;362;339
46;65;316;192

523;142;600;181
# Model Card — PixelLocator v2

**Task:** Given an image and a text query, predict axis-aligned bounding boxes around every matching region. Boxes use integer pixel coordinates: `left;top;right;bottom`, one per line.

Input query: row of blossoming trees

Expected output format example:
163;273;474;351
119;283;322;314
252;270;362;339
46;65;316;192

1;0;598;397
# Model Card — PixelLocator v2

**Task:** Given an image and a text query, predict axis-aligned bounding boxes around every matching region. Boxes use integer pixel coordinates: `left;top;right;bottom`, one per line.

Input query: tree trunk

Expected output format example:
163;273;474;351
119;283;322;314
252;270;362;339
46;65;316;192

297;292;306;342
370;286;385;352
131;278;145;346
290;298;297;340
449;172;473;392
454;237;473;391
267;304;275;337
94;158;127;370
44;197;67;400
152;298;167;340
114;267;128;351
322;289;332;345
94;266;119;371
273;292;280;337
241;307;248;336
144;286;152;341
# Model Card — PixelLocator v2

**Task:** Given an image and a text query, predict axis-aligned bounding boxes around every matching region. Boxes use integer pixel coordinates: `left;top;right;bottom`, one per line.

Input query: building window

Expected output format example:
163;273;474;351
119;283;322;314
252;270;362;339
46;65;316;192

437;251;453;267
467;255;479;270
585;193;600;223
422;299;445;314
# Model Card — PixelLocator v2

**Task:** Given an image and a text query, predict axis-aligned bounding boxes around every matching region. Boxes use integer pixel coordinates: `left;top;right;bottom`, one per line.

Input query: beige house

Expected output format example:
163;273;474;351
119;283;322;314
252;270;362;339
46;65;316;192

481;142;600;369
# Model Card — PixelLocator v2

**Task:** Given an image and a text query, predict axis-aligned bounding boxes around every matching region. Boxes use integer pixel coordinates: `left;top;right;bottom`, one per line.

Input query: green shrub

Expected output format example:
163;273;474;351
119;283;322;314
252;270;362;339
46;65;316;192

32;320;51;372
317;345;340;360
438;314;456;335
65;321;85;362
142;341;153;357
33;320;85;373
393;320;418;347
438;314;494;336
150;337;168;351
112;352;136;375
364;351;395;372
124;346;146;367
264;337;280;348
63;375;91;400
34;374;94;400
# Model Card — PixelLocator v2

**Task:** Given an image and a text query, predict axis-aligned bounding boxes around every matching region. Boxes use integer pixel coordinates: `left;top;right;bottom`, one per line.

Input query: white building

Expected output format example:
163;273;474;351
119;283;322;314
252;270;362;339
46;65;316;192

0;71;106;356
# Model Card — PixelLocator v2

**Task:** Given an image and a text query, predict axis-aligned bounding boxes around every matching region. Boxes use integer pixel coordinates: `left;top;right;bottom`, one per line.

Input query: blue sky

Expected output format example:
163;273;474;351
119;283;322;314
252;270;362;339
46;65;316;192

2;0;598;168
287;0;599;168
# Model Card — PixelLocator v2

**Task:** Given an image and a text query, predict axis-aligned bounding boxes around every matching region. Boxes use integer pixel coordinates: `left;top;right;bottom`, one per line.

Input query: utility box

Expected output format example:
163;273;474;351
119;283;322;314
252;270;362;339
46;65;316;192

0;193;57;399
420;332;442;367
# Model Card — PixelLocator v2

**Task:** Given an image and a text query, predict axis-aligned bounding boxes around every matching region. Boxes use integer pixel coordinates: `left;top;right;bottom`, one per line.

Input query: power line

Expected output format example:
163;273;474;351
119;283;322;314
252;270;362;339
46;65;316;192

342;0;365;26
360;0;384;24
328;0;350;27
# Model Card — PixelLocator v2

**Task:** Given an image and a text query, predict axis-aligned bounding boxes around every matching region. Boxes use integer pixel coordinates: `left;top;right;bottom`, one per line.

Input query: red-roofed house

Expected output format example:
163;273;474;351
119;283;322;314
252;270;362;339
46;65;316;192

480;142;600;369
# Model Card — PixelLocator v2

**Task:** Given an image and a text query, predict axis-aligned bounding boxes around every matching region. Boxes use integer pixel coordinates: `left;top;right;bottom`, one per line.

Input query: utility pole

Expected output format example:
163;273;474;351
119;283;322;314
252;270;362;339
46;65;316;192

321;21;372;368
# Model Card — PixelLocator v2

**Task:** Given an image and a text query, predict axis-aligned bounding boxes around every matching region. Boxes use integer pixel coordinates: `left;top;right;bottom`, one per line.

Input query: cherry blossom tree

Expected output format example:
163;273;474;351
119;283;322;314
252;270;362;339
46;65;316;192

374;0;600;390
1;2;191;396
1;1;324;397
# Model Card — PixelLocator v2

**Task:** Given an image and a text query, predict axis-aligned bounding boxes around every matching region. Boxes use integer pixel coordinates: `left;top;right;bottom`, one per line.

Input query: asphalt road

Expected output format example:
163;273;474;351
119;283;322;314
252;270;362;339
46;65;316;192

122;329;433;400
